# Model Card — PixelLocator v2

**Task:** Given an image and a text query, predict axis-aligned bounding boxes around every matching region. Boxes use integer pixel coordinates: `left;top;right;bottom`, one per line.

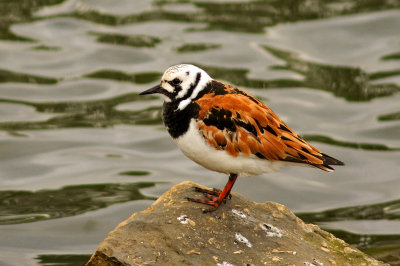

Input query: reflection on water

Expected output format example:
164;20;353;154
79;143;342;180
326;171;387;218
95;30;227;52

382;49;400;61
0;93;162;130
85;70;161;84
303;134;400;151
36;254;91;266
299;198;400;223
0;69;58;84
0;182;156;225
1;0;400;265
263;45;400;101
176;43;221;53
91;32;162;48
379;111;400;122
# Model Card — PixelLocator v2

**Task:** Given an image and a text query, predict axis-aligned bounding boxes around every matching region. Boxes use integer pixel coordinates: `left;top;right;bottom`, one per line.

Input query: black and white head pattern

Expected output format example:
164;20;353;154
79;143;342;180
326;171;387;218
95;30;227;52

159;64;212;110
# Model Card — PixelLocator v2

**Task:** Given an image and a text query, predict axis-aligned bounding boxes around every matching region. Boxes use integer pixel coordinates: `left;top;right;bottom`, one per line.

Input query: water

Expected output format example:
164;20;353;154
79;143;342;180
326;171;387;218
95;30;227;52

0;0;399;265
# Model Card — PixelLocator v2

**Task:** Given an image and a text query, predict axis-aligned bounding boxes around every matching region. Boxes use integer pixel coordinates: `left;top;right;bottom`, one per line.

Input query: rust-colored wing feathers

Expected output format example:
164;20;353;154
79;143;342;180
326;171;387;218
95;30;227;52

195;81;344;171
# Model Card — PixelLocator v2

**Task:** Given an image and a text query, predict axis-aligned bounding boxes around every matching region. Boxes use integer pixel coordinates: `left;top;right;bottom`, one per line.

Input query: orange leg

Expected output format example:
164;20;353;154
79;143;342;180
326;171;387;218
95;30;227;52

187;173;238;212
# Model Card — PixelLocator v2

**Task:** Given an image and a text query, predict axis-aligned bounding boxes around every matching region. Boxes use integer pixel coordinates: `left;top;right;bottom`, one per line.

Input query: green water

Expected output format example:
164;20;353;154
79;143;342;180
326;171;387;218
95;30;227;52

0;0;399;265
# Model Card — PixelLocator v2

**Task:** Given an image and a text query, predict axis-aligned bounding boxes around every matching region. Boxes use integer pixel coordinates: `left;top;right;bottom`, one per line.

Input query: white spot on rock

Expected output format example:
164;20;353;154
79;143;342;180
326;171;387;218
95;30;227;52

304;260;323;266
234;233;252;248
231;209;246;219
313;259;324;265
177;215;192;225
217;261;235;266
259;223;282;238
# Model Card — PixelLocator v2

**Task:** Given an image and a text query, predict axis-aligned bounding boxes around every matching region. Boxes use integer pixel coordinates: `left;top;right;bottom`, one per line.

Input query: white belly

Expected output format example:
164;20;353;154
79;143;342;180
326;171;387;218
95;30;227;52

174;119;285;176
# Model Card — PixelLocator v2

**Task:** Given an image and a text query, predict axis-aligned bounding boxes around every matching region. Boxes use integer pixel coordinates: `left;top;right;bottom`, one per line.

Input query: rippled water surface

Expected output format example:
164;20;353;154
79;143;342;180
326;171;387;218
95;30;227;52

1;1;400;265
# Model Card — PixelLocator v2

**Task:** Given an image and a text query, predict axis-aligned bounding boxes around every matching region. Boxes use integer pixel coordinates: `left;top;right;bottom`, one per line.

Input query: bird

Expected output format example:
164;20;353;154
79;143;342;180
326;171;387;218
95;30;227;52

140;64;344;212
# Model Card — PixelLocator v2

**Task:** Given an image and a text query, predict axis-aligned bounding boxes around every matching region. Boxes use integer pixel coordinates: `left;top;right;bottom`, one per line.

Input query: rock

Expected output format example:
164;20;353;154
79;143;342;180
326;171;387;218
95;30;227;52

86;181;387;266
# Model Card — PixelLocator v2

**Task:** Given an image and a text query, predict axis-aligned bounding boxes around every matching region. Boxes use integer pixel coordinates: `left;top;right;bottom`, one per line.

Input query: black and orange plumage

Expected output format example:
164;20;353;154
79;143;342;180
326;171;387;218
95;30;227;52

140;64;344;212
195;80;342;172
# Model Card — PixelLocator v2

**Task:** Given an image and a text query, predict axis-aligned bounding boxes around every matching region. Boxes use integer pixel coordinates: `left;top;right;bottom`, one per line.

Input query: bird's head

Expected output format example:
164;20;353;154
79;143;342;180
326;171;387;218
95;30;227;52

140;64;212;110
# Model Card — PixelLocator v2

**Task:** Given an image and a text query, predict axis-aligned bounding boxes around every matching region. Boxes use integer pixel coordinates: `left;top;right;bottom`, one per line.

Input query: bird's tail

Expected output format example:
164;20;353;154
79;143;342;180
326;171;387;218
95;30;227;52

314;153;345;172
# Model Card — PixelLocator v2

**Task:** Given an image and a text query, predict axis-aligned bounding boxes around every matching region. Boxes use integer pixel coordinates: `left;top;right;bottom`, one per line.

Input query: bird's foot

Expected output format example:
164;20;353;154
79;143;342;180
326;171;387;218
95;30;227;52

193;187;232;200
186;196;221;213
186;186;232;213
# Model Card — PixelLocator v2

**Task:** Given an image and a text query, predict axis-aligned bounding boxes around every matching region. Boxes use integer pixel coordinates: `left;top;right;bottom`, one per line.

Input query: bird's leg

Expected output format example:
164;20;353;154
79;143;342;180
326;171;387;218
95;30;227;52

187;174;238;212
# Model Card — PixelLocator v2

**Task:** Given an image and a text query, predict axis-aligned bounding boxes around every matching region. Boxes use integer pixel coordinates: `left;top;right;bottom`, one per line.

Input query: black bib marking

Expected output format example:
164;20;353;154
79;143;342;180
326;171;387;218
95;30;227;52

163;101;200;139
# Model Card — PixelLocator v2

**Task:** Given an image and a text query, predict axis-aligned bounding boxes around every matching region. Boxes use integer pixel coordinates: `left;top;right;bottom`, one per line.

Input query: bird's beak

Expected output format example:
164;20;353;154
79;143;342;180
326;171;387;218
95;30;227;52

139;84;162;95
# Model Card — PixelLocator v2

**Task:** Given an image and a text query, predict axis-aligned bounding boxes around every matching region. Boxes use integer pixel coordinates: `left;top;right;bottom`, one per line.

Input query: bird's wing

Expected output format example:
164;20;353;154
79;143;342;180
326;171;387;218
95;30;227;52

194;81;343;171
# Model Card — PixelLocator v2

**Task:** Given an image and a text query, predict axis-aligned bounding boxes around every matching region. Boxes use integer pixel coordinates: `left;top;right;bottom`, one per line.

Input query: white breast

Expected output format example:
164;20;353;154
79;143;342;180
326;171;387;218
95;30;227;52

174;119;286;176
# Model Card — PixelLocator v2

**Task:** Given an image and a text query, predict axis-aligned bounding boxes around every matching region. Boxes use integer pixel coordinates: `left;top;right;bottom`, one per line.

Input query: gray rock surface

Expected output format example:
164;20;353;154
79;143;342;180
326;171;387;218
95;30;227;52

87;181;386;266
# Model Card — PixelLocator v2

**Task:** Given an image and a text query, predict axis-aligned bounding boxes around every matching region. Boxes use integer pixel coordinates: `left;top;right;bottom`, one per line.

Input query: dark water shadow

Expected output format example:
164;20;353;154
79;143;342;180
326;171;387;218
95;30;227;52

379;112;400;122
0;182;156;225
0;92;162;130
261;45;400;102
376;51;400;122
382;51;400;61
0;69;59;84
119;170;150;176
35;254;91;266
302;135;400;151
176;43;221;53
90;32;162;48
85;70;161;84
297;198;400;222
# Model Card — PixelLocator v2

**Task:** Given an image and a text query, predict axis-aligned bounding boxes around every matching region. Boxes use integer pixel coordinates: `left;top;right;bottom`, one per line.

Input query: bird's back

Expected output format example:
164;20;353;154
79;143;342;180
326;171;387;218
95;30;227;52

193;80;344;172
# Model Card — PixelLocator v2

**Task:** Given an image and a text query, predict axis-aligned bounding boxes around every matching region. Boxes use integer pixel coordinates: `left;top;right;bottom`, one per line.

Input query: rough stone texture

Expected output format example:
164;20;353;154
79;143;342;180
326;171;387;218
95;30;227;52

87;181;387;266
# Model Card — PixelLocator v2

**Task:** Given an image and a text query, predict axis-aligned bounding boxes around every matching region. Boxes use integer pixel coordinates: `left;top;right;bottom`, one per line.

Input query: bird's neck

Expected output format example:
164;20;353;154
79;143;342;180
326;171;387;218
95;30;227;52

162;101;200;139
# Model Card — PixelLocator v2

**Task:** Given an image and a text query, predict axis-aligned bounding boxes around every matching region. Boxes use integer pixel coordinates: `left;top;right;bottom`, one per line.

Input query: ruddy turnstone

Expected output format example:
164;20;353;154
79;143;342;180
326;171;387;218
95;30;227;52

140;64;344;212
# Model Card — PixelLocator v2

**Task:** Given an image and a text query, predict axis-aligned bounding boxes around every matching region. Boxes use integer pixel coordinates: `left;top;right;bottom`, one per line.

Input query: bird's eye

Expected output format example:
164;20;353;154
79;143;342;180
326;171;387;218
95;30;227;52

172;78;181;85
